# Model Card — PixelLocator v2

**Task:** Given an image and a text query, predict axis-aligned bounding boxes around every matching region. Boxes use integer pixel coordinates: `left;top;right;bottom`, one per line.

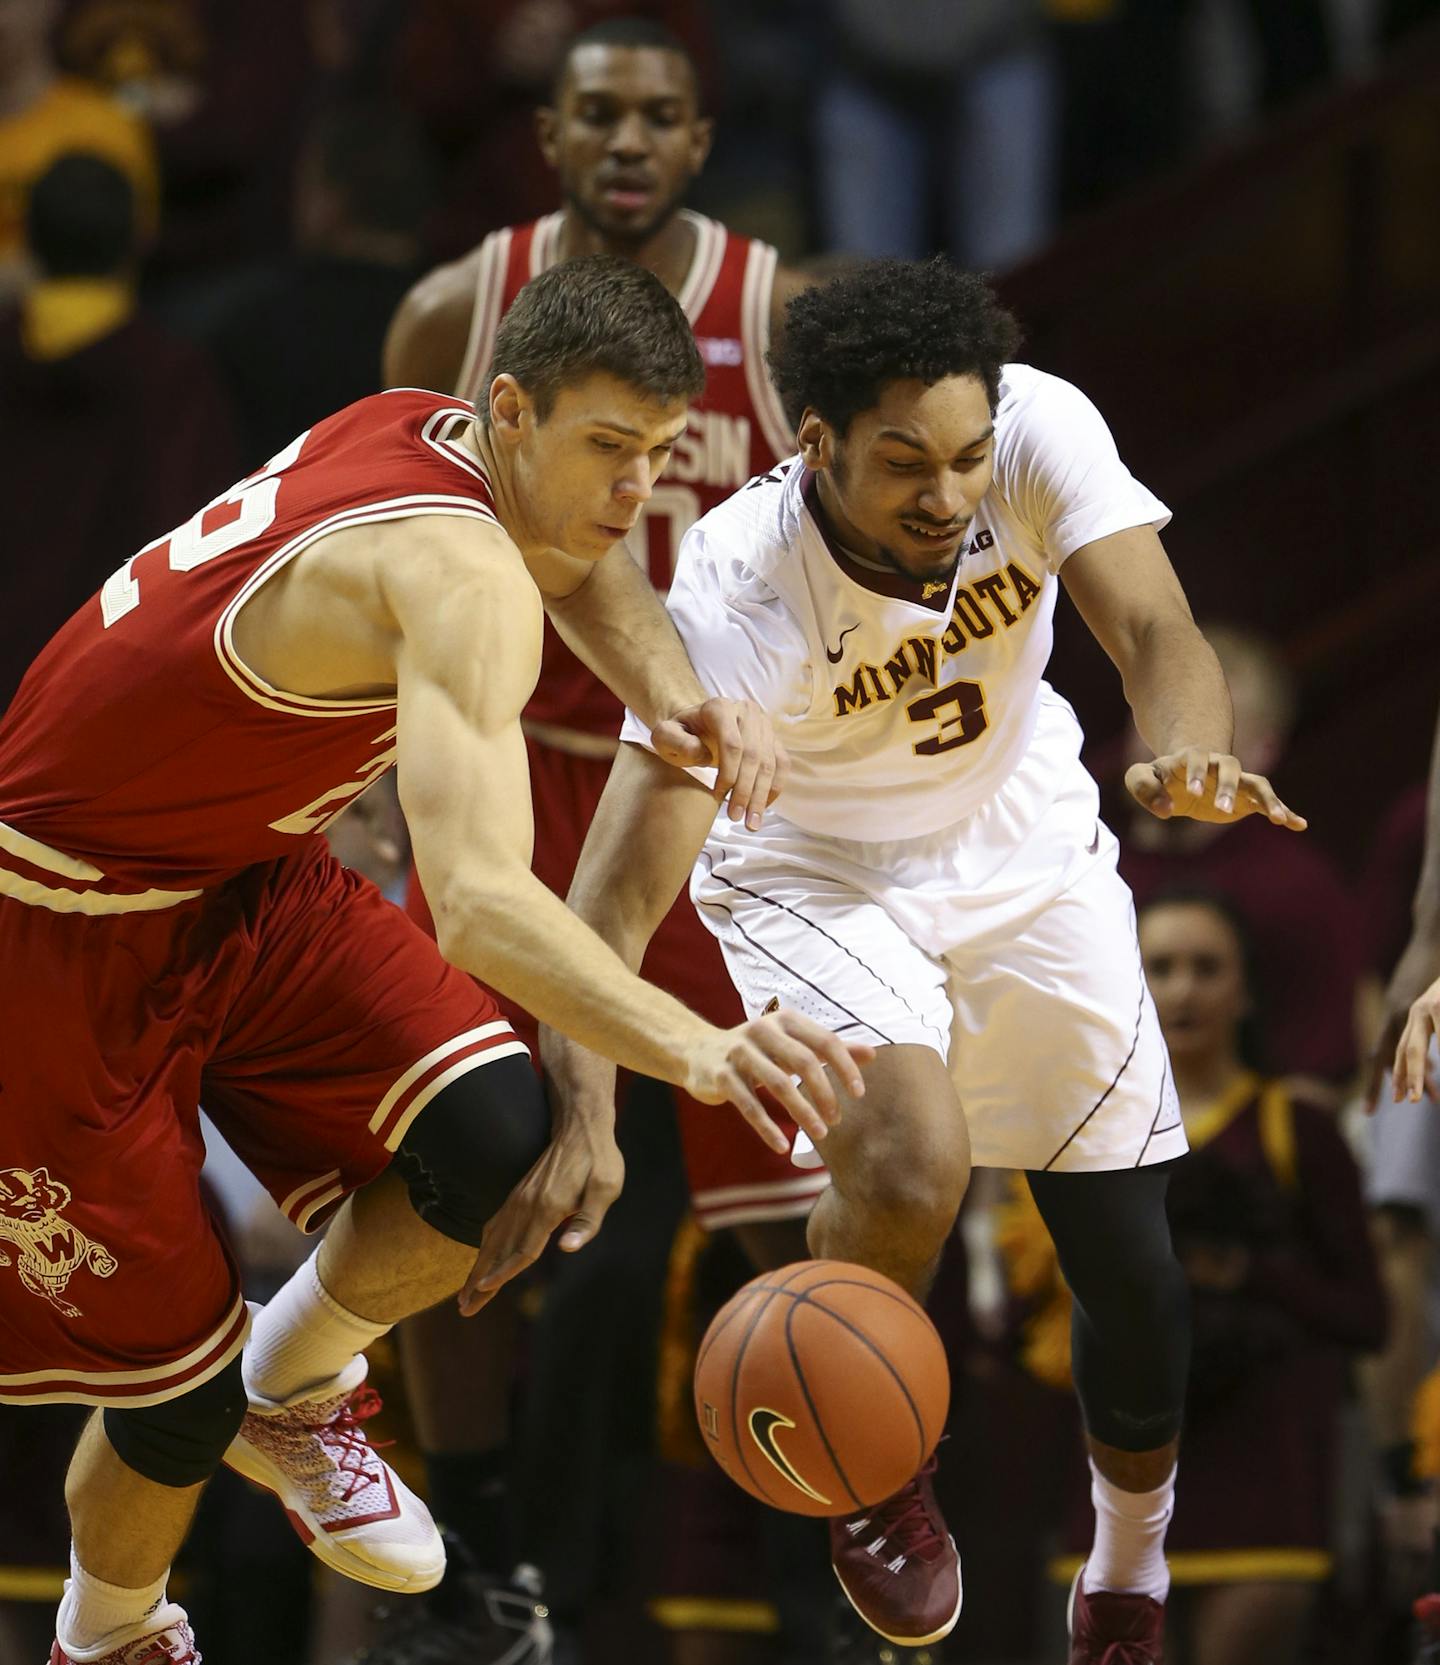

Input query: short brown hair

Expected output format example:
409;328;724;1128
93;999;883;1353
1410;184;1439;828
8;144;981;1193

483;254;704;423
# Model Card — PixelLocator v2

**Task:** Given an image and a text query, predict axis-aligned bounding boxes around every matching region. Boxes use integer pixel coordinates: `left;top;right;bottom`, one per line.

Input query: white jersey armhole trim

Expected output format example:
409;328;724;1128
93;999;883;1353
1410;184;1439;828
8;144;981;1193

677;209;725;320
741;241;796;461
214;494;501;718
420;406;491;483
456;229;511;402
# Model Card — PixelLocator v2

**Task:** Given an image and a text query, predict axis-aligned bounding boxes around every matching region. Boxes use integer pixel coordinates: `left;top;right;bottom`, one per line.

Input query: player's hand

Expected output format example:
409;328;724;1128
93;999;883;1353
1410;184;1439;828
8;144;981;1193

1125;751;1307;829
684;1011;874;1153
456;1117;625;1316
651;697;790;831
1390;969;1440;1108
1366;936;1440;1111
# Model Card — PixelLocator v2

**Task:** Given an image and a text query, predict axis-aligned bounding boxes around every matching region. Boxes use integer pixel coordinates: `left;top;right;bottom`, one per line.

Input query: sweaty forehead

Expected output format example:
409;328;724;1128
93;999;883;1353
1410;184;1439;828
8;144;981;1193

559;44;698;109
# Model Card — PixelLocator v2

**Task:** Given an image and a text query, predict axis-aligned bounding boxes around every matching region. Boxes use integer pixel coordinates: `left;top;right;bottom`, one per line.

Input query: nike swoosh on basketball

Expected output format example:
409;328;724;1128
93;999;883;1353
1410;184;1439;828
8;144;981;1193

748;1407;831;1506
825;623;860;664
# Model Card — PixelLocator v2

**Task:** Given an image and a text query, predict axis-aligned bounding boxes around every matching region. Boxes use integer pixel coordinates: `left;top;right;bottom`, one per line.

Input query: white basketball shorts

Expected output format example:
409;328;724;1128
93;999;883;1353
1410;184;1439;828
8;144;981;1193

692;692;1186;1175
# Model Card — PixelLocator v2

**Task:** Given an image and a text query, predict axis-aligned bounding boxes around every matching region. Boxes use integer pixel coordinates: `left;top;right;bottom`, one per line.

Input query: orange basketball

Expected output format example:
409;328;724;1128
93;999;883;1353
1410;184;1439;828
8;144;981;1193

692;1259;950;1517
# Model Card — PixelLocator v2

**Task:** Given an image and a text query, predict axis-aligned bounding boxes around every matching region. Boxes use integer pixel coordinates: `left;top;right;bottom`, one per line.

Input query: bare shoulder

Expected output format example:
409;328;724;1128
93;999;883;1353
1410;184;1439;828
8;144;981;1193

383;249;487;394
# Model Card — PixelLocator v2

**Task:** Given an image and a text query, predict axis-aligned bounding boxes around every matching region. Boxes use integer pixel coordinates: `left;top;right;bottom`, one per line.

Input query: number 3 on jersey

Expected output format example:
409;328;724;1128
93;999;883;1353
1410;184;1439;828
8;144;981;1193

906;681;989;755
100;431;311;627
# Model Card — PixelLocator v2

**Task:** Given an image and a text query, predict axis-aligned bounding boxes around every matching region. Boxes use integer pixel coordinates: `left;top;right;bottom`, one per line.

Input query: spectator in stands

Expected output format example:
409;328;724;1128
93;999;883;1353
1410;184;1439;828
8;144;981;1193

0;0;156;295
56;0;319;317
809;0;1057;271
0;152;237;710
1002;889;1385;1665
204;100;436;468
1119;623;1363;1088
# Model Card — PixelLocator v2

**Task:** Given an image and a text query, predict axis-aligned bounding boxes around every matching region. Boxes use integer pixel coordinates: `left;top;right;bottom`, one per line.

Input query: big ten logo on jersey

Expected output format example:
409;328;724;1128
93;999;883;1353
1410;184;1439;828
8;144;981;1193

99;430;311;626
830;557;1044;756
268;726;397;836
623;408;752;592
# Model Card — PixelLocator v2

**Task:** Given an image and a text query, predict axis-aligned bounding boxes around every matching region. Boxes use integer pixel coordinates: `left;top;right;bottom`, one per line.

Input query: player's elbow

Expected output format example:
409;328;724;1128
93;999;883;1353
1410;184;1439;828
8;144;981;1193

425;870;527;975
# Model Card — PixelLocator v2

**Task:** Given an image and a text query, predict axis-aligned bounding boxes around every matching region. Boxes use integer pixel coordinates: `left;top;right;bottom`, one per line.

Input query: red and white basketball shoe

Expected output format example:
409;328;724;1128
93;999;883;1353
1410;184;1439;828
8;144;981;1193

225;1355;445;1593
1067;1565;1166;1664
828;1456;962;1647
51;1603;199;1664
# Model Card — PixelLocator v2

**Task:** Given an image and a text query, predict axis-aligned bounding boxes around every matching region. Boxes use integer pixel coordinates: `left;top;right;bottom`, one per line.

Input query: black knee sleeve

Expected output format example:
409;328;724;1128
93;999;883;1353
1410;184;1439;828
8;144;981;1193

392;1051;551;1247
1026;1161;1191;1451
103;1353;247;1487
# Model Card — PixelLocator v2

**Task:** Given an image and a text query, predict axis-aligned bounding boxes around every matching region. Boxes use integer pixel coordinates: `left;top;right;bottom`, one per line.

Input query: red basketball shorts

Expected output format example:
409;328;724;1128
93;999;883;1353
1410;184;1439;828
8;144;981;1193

405;734;829;1231
0;839;520;1407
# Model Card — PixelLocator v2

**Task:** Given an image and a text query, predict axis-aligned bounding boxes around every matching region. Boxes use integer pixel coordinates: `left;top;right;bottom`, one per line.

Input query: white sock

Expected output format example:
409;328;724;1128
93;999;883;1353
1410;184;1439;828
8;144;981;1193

56;1547;168;1658
245;1250;390;1405
1084;1458;1175;1602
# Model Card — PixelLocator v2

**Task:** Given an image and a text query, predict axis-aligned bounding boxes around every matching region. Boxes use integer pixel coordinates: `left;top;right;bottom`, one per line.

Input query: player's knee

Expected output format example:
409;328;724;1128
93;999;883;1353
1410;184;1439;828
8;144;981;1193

845;1136;969;1246
101;1354;247;1488
392;1052;550;1248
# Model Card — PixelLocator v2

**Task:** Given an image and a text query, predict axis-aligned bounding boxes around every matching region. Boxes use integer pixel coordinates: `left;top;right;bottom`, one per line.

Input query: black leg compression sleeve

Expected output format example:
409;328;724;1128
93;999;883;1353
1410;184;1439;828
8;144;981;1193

392;1051;551;1247
1026;1160;1190;1452
103;1353;247;1488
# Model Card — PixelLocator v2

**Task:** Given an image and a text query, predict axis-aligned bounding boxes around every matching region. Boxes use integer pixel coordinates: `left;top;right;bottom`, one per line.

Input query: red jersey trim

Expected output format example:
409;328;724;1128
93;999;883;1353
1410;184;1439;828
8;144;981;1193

368;1020;530;1150
0;1291;249;1408
214;493;501;719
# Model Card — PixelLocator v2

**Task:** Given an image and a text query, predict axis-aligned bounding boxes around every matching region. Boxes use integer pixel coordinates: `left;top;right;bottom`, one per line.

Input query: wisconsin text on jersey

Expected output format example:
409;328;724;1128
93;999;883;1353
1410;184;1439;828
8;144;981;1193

831;554;1044;720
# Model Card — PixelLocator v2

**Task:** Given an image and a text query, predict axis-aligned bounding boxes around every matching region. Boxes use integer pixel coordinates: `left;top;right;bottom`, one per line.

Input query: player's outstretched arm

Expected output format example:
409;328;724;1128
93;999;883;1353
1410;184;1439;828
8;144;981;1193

385;524;868;1125
1062;524;1306;831
532;542;786;828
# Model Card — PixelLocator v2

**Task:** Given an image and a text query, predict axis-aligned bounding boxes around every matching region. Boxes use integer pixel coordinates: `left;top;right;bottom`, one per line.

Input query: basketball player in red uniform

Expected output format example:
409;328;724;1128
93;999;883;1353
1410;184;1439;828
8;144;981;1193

0;256;869;1665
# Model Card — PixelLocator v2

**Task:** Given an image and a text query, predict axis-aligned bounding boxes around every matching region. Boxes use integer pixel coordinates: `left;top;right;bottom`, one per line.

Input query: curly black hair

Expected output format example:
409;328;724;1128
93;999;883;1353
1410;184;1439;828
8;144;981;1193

768;257;1021;435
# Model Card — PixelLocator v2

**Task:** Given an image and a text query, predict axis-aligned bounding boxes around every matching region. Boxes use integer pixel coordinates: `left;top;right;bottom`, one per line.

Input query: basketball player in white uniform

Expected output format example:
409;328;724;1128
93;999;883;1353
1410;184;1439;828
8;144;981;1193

468;258;1306;1662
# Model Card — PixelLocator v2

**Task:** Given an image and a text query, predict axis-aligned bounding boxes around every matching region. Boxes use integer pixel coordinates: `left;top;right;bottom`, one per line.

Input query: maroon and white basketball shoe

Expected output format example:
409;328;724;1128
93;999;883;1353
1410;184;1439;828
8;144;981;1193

1067;1565;1166;1664
828;1457;962;1647
51;1603;199;1664
225;1355;445;1593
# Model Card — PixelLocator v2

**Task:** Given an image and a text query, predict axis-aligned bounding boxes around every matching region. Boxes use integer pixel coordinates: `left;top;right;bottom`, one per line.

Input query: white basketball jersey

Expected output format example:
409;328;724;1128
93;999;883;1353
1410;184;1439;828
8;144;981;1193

622;364;1169;841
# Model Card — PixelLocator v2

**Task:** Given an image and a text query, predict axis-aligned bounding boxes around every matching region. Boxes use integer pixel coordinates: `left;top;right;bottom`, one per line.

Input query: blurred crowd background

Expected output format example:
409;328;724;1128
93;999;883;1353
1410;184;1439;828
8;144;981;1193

2;1;1440;1662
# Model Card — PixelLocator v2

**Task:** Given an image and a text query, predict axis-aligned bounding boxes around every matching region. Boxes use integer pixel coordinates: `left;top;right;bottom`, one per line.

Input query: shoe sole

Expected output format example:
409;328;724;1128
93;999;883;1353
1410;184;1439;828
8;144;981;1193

832;1535;963;1647
224;1436;445;1595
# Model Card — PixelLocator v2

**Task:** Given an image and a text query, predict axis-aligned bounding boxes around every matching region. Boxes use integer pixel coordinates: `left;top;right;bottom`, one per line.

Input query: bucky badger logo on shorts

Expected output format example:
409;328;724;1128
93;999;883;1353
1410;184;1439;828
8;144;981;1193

0;1166;117;1318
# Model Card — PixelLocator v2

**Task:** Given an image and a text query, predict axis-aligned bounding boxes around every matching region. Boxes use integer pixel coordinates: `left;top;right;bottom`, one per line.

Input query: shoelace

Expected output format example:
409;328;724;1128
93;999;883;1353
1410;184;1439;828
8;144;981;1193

860;1456;946;1561
305;1385;392;1504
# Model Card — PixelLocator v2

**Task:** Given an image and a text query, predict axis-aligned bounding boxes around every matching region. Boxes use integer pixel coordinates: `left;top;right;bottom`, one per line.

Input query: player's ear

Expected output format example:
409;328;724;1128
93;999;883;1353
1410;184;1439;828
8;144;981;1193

796;410;832;472
535;104;560;168
688;115;714;174
488;375;530;445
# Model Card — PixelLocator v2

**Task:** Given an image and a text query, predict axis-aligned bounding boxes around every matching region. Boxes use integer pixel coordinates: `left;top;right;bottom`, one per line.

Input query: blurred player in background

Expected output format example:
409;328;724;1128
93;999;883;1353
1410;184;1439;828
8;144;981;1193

0;255;869;1665
505;258;1307;1661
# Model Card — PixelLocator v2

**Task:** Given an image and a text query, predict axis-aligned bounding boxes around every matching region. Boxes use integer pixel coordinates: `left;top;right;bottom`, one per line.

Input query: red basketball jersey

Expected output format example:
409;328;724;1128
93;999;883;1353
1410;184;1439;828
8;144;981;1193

0;390;496;899
455;210;794;735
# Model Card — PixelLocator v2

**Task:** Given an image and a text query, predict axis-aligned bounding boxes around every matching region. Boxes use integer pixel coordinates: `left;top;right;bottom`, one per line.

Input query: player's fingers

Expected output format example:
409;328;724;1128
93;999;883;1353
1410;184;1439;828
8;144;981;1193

1394;1010;1431;1103
1124;760;1173;818
649;717;710;770
742;748;777;832
1239;773;1307;830
721;1074;791;1153
1364;1014;1404;1113
755;1027;841;1123
1213;754;1243;816
1181;747;1210;800
738;1047;831;1145
559;1163;624;1250
778;1009;871;1099
725;744;764;826
766;738;792;808
705;703;744;802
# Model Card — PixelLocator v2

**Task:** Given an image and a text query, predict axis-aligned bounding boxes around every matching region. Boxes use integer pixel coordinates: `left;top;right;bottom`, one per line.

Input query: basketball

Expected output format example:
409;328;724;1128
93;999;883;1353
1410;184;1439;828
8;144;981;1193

692;1259;950;1517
